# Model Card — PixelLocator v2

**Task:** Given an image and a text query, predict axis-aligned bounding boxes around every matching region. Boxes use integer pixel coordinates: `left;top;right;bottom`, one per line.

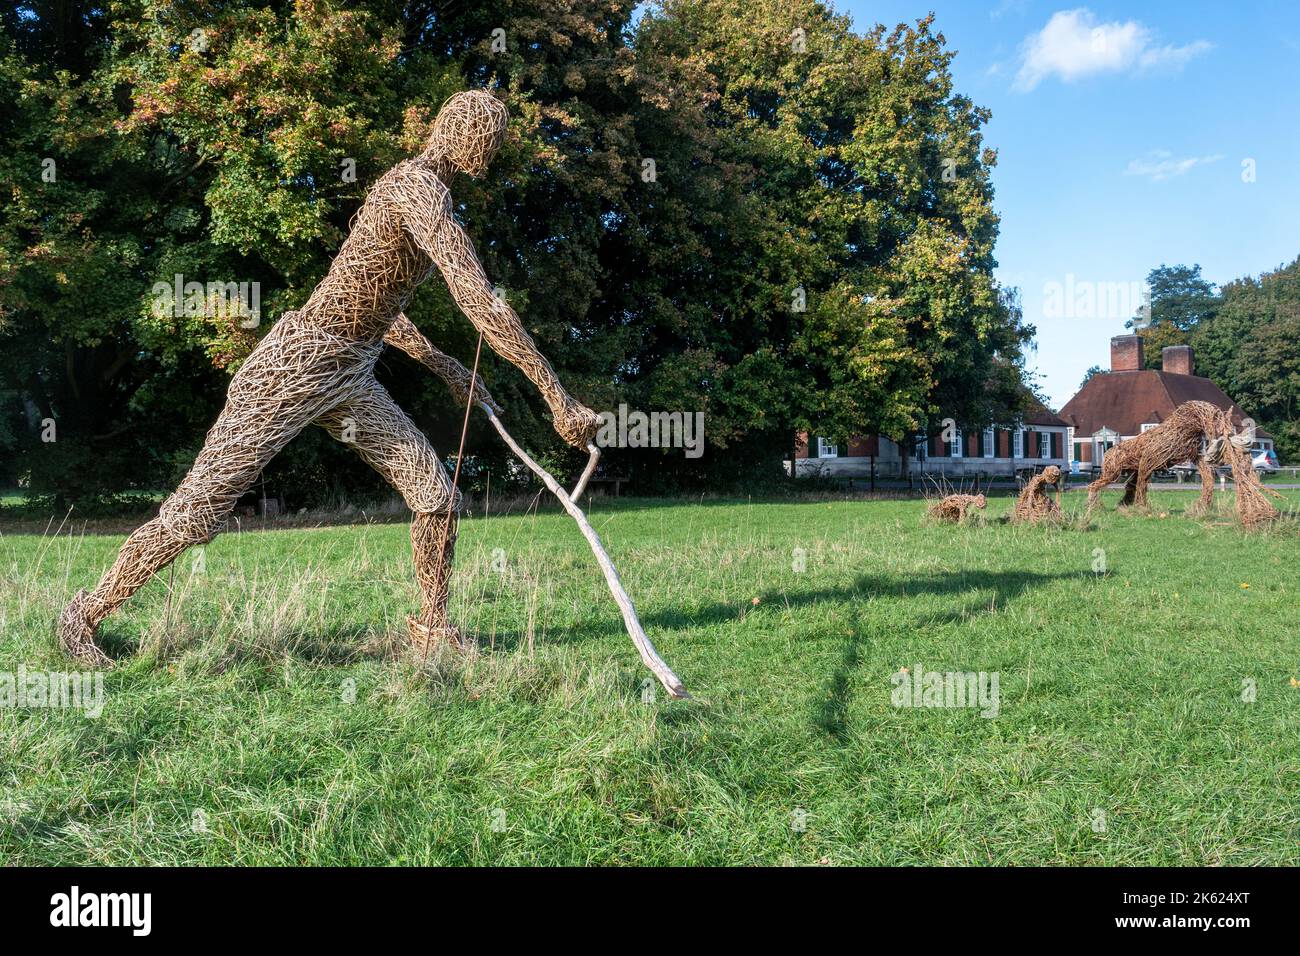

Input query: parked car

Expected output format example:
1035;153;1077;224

1252;445;1279;473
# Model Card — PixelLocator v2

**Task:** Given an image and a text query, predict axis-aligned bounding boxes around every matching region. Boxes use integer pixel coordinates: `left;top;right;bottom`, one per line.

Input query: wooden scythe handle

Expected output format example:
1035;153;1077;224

479;404;690;699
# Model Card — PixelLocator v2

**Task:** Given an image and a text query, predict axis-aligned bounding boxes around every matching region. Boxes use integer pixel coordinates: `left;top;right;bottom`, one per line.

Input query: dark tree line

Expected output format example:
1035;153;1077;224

0;1;1034;508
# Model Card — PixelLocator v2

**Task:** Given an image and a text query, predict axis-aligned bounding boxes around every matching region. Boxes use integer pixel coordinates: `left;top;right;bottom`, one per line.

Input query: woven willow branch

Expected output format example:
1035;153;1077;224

58;90;601;666
928;493;986;524
1012;465;1063;525
1084;401;1279;528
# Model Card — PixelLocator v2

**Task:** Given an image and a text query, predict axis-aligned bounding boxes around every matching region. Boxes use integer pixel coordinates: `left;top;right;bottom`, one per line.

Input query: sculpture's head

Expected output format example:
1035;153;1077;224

426;90;508;178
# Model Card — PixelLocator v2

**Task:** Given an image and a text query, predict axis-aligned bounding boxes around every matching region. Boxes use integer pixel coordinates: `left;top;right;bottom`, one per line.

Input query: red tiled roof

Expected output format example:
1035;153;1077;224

1058;370;1269;438
1024;403;1069;428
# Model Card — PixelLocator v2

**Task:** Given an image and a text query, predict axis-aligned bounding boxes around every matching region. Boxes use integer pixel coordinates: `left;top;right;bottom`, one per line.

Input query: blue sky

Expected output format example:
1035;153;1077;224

838;1;1300;408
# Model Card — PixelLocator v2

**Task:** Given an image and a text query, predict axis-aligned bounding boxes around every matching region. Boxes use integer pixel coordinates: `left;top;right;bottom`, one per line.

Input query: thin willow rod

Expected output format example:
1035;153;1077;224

479;403;690;700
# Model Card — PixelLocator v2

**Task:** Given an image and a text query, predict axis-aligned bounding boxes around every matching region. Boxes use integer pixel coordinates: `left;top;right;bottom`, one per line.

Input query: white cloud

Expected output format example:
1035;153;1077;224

1014;9;1210;91
1138;39;1213;70
1123;150;1223;182
990;0;1031;20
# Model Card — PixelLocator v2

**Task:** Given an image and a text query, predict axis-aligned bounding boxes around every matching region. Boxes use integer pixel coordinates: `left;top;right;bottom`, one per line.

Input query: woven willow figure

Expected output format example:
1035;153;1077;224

1012;465;1062;525
928;493;986;524
59;91;601;666
1084;400;1279;527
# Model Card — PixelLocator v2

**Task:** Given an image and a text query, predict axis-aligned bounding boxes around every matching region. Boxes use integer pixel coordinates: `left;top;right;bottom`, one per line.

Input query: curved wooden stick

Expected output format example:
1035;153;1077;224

480;404;690;699
571;444;600;500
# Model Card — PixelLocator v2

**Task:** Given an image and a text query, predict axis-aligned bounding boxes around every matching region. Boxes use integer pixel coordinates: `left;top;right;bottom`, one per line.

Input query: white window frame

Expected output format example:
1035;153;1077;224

1013;426;1023;459
983;427;995;459
950;428;963;459
816;437;838;459
1140;423;1157;433
1039;431;1052;459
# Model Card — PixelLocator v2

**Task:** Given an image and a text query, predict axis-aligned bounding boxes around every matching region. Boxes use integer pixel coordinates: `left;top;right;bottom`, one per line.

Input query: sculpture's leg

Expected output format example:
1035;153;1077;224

409;510;460;647
59;520;189;667
1188;457;1216;516
1118;471;1138;508
1132;462;1155;511
1085;469;1112;517
317;384;464;653
59;392;314;666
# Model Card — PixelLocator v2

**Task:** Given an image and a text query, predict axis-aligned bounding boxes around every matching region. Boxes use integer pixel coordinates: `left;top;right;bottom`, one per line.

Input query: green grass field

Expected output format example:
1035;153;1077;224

2;490;1298;865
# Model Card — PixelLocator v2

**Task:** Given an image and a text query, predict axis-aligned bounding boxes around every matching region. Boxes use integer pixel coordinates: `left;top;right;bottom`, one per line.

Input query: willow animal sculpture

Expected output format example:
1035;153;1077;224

1012;465;1063;525
928;493;986;524
1084;400;1279;528
58;91;690;697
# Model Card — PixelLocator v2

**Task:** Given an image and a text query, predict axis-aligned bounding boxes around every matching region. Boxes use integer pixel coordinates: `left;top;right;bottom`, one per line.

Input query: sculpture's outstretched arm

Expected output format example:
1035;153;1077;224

384;313;501;412
398;171;599;448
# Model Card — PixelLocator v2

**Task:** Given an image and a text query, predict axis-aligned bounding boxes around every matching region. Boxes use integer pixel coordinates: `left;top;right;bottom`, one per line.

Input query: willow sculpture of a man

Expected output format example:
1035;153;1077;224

59;91;600;666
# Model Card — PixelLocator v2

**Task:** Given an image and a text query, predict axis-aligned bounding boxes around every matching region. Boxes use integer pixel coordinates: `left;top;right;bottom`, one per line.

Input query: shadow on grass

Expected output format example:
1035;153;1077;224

470;617;624;654
810;568;1085;742
818;605;869;743
644;568;1083;634
633;565;1084;740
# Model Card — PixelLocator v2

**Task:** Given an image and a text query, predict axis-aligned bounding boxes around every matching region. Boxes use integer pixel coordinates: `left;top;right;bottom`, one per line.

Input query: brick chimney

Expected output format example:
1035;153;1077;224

1110;334;1144;372
1162;345;1194;376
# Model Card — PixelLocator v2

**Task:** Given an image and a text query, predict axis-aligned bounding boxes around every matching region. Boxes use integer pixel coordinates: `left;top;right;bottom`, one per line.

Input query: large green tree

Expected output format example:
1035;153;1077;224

1129;263;1218;369
2;0;1036;506
635;2;1033;471
1193;258;1300;461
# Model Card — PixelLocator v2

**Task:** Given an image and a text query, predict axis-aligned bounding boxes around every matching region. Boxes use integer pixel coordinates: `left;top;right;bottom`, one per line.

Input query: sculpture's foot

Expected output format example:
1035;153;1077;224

407;616;474;656
58;590;114;669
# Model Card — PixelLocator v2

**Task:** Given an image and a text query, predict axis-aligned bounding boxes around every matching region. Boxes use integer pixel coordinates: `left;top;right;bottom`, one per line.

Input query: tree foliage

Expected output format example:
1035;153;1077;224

1;0;1032;505
1193;258;1300;461
1124;260;1299;462
1129;263;1216;369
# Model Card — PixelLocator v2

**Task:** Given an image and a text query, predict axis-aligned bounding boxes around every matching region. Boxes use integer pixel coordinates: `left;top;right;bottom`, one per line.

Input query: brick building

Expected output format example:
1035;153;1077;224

792;401;1070;479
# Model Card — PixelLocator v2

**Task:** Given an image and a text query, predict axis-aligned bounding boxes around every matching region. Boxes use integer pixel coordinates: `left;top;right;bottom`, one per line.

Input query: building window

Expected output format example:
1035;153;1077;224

1013;427;1023;459
950;428;963;459
914;434;927;461
983;427;995;458
1140;422;1157;433
816;437;838;458
1039;432;1052;458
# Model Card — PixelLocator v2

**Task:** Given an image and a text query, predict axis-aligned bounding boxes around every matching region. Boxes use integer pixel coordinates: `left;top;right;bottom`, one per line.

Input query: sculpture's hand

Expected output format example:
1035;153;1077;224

383;312;501;413
554;397;601;449
429;355;502;415
461;376;502;415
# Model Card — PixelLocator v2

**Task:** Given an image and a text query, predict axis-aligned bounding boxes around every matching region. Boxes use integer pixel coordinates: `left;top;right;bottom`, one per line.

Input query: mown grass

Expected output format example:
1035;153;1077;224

2;490;1298;865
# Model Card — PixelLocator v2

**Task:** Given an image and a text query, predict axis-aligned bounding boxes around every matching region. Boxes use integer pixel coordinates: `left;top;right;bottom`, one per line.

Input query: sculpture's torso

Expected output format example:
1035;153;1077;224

293;158;447;342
